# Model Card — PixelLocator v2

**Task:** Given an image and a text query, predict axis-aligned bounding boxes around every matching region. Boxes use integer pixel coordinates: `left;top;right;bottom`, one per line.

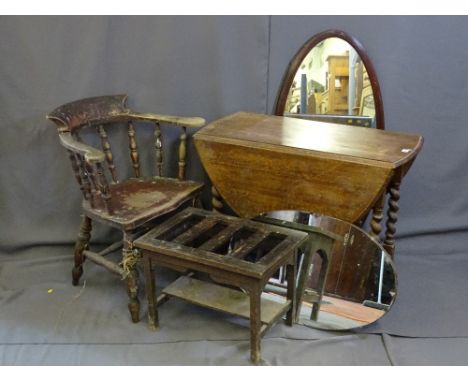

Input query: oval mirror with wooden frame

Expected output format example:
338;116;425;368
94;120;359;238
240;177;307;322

274;29;385;130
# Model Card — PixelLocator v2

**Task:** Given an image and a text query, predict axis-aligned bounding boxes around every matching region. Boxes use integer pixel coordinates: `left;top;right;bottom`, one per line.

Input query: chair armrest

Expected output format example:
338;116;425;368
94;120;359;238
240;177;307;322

59;132;105;163
127;112;205;128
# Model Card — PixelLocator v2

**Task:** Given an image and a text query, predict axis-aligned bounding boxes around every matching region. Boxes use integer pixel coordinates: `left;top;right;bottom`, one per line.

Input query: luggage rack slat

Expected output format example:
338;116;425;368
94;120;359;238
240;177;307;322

173;217;224;246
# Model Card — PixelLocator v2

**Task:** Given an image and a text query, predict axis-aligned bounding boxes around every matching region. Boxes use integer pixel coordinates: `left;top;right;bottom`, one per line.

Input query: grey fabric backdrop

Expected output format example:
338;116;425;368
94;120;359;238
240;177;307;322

1;15;467;365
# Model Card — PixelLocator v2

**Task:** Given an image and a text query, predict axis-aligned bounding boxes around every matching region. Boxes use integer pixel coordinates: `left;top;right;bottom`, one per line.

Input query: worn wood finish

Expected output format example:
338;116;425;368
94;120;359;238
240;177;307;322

249;284;262;364
178;126;187;180
154;122;163;177
309;249;329;321
255;210;397;330
211;185;223;212
273;29;385;131
72;215;92;285
383;181;401;255
143;255;158;330
127;122;141;178
135;207;307;364
85;162;100;206
296;235;334;322
195;112;423;227
97;125;118;183
171;217;222;246
98;240;123;257
83;249;124;276
285;261;296;326
75;153;93;203
123;231;140;323
163;276;290;324
61;132;105;163
95;162;113;214
370;194;385;241
196;223;245;252
284;113;373;128
47;95;205;132
68;150;86;198
82;177;203;231
47;95;205;323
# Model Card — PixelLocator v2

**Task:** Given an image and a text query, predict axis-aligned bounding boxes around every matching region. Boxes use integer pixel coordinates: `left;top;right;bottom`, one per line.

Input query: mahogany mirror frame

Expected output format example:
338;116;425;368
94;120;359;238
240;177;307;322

273;29;385;130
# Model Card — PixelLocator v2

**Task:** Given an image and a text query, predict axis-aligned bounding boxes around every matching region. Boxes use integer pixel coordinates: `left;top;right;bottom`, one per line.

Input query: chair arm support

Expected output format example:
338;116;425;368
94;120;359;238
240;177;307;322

59;132;105;163
127;112;205;128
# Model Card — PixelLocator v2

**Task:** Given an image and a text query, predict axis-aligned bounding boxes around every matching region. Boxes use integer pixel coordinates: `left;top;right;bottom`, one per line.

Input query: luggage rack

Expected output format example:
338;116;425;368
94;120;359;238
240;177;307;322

134;207;308;364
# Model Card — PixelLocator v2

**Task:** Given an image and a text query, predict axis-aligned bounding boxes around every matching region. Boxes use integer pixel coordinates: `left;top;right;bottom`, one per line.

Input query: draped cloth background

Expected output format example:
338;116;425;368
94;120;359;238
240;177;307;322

1;15;467;365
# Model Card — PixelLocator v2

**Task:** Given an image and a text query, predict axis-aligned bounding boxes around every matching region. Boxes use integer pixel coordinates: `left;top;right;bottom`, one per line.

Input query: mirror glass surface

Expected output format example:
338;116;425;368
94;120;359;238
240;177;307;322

282;37;376;128
256;210;397;331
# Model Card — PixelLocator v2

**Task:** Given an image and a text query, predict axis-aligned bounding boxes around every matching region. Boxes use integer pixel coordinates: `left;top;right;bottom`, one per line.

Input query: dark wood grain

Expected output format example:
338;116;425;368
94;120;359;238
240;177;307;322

195;112;423;258
97;125;118;183
135;207;306;364
197;112;421;165
127;122;141;178
47;94;205;323
82;177;203;231
195;112;423;226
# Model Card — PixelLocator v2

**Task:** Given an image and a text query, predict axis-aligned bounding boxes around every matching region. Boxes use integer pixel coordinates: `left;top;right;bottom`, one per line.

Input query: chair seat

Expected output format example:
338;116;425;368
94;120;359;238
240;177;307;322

82;177;203;230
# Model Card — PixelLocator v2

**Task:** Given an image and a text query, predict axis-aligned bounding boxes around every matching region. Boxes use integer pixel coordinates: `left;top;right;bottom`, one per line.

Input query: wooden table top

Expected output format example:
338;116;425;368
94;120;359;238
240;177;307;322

194;112;424;222
195;112;423;168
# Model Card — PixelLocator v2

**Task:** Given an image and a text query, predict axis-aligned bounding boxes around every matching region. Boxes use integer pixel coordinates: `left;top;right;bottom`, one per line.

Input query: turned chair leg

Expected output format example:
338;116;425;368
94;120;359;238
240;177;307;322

72;215;92;286
122;232;140;323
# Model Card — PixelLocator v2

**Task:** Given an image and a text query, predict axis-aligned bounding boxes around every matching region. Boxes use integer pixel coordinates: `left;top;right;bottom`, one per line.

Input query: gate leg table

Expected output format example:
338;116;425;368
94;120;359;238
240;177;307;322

194;112;424;257
134;207;308;364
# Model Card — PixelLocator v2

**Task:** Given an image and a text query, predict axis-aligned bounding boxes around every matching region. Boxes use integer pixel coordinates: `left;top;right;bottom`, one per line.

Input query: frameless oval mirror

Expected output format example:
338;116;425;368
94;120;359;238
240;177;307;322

274;30;384;130
256;210;397;331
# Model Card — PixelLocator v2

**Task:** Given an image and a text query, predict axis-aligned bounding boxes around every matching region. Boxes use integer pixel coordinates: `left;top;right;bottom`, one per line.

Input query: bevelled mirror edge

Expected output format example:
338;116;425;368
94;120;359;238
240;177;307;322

273;29;385;130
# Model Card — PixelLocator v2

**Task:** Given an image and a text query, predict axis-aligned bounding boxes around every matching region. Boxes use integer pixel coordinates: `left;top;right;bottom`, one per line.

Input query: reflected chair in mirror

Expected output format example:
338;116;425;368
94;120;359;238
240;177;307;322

47;95;205;323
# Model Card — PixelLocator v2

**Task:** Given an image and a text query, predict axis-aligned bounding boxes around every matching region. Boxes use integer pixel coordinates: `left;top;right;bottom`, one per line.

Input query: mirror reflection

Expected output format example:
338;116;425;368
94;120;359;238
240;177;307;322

283;37;376;128
256;211;397;331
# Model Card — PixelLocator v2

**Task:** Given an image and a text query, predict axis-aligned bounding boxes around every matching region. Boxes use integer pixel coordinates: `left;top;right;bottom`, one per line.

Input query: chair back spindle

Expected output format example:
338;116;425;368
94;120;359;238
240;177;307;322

47;94;206;326
73;132;96;206
178;126;187;180
97;125;118;183
95;162;113;214
85;161;101;204
76;153;93;205
127;121;141;177
47;95;206;218
68;150;87;199
154;122;163;177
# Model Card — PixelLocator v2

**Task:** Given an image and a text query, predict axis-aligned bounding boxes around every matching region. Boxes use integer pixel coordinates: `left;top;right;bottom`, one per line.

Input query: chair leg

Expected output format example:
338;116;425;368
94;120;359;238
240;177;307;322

192;195;204;209
72;215;92;286
249;285;262;364
285;261;296;326
122;232;140;323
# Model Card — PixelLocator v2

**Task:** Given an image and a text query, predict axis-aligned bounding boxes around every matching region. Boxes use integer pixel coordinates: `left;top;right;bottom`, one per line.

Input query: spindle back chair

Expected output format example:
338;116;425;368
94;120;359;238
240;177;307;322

47;95;205;322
